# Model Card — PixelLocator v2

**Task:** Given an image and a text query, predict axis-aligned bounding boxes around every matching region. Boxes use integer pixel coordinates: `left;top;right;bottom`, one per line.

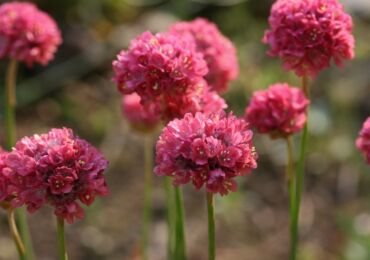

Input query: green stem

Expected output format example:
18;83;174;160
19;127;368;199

206;193;215;260
56;217;68;260
286;137;295;250
164;177;175;259
5;59;35;260
142;135;153;260
174;186;186;260
7;208;26;260
290;75;309;260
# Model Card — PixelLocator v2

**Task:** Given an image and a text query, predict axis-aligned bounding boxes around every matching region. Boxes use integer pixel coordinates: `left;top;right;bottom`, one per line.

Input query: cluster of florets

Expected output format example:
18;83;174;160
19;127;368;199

0;2;62;66
1;128;108;223
170;18;239;93
263;0;355;77
356;118;370;164
155;112;258;195
245;83;309;137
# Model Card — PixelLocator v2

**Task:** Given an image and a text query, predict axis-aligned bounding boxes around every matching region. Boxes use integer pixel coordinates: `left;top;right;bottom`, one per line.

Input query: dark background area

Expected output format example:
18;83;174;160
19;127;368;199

1;0;370;259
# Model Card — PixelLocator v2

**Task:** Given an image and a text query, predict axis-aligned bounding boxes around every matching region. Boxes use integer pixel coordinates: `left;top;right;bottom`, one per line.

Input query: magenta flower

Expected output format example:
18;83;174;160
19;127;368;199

122;92;161;132
155;112;257;195
4;128;108;224
170;18;239;93
113;31;208;118
263;0;355;78
245;83;309;137
0;2;62;66
356;117;370;164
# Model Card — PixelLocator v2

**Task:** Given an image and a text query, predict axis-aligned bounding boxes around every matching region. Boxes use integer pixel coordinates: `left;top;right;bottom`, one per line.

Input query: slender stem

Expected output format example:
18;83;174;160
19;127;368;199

5;59;35;260
164;177;175;259
286;137;295;248
206;193;215;260
7;208;26;260
290;75;309;260
56;217;68;260
174;186;186;260
142;135;153;260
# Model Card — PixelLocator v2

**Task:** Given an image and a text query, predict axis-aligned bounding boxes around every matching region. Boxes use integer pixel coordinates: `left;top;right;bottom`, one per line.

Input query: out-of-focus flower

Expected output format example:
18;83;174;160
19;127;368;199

245;83;309;138
122;93;161;133
170;18;239;93
0;2;62;66
263;0;354;77
356;117;370;164
155;112;257;195
4;128;108;223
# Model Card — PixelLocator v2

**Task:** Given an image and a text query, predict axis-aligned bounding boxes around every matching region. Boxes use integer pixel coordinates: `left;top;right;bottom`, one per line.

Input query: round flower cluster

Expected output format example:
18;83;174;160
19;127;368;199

0;2;62;66
356;117;370;164
263;0;355;77
170;18;239;93
122;93;161;132
155;112;258;195
2;128;109;223
245;83;309;137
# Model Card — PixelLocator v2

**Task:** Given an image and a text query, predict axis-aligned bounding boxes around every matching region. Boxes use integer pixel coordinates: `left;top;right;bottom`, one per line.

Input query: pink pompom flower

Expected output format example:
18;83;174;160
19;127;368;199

0;2;62;66
122;92;161;133
4;128;109;224
245;83;309;138
155;112;258;195
113;31;208;120
263;0;355;78
356;117;370;164
170;18;239;93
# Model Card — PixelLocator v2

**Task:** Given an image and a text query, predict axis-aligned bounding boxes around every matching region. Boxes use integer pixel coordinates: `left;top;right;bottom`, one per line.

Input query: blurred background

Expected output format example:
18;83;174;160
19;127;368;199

0;0;370;259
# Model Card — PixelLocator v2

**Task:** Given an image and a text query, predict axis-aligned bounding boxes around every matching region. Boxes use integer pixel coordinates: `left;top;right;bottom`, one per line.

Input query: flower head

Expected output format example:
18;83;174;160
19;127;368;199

356;117;370;164
0;2;62;66
113;31;208;119
263;0;354;77
4;128;108;223
245;83;309;137
170;18;239;93
155;112;257;195
122;92;161;132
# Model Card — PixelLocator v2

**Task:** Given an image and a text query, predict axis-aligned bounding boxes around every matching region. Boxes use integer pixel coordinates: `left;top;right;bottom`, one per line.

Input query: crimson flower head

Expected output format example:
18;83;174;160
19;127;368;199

155;112;258;195
356;117;370;164
263;0;355;78
4;128;109;224
122;92;161;133
170;18;239;93
245;83;309;137
0;2;62;66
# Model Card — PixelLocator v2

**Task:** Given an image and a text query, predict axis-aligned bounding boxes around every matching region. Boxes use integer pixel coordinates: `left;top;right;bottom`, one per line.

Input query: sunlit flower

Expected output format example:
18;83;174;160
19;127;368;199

170;18;239;93
0;2;62;66
263;0;354;77
356;117;370;164
5;128;109;223
245;83;309;137
155;112;257;195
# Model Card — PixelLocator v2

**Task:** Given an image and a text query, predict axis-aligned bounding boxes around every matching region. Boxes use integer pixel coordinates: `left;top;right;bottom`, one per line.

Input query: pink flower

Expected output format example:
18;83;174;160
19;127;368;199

245;83;309;137
356;117;370;164
113;31;208;119
0;2;62;66
155;112;257;195
170;18;239;93
122;92;161;132
199;87;228;116
4;128;109;224
263;0;355;78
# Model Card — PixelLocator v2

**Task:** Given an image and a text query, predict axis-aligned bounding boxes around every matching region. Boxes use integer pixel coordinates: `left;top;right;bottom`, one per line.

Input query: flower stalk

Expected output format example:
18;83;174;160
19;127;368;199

206;192;215;260
5;58;35;260
174;186;186;260
142;135;153;260
164;177;175;259
56;217;68;260
7;208;26;260
290;75;309;260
